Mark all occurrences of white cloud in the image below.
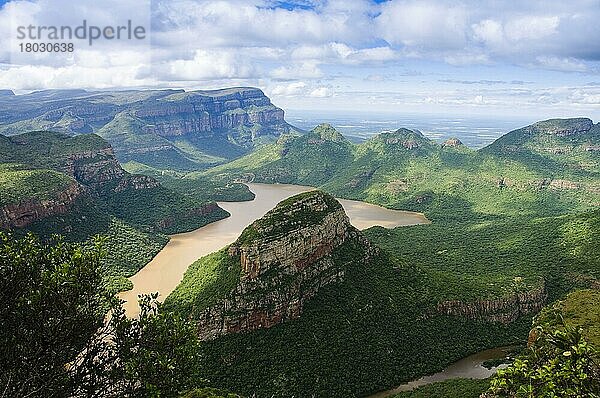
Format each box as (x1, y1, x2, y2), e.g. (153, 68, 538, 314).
(309, 86, 333, 98)
(270, 82, 307, 97)
(472, 19, 504, 46)
(375, 0, 467, 50)
(0, 0, 599, 117)
(0, 64, 151, 90)
(535, 56, 587, 72)
(271, 62, 323, 80)
(164, 49, 258, 80)
(505, 16, 560, 41)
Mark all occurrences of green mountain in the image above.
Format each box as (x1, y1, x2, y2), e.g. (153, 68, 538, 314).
(0, 88, 300, 170)
(207, 119, 599, 221)
(159, 118, 600, 397)
(0, 131, 231, 289)
(2, 111, 598, 396)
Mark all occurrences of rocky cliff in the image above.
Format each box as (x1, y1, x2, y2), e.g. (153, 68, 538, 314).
(1, 131, 161, 196)
(433, 280, 547, 324)
(193, 191, 376, 340)
(62, 146, 159, 195)
(0, 131, 227, 232)
(136, 88, 287, 138)
(0, 181, 84, 229)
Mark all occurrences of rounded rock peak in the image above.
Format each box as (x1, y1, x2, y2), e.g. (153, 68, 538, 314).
(442, 137, 463, 147)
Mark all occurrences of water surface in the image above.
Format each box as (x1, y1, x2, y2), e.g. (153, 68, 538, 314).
(368, 346, 514, 397)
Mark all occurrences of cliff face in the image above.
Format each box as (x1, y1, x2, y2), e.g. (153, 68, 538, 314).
(528, 118, 593, 137)
(0, 182, 84, 229)
(195, 191, 376, 340)
(137, 89, 287, 139)
(0, 131, 188, 230)
(434, 281, 547, 324)
(63, 146, 159, 195)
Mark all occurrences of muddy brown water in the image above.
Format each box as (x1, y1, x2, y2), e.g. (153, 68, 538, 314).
(367, 346, 515, 397)
(119, 183, 429, 317)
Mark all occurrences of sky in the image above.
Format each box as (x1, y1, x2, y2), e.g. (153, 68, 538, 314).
(0, 0, 599, 119)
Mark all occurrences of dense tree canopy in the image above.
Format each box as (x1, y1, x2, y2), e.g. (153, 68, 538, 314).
(0, 233, 234, 398)
(487, 321, 599, 397)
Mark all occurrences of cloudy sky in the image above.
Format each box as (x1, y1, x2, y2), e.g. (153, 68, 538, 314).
(0, 0, 599, 119)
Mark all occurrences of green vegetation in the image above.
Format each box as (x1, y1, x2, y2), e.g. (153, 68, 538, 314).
(164, 248, 241, 318)
(180, 388, 243, 398)
(0, 165, 74, 207)
(0, 232, 110, 397)
(365, 210, 600, 302)
(2, 115, 599, 396)
(171, 202, 598, 397)
(0, 130, 109, 170)
(235, 190, 341, 245)
(487, 322, 599, 397)
(104, 186, 229, 235)
(208, 124, 354, 187)
(123, 161, 255, 202)
(192, 241, 530, 397)
(10, 193, 169, 290)
(100, 218, 169, 290)
(390, 378, 491, 398)
(0, 130, 243, 291)
(174, 119, 600, 397)
(536, 289, 600, 347)
(206, 121, 598, 222)
(0, 233, 240, 397)
(481, 118, 600, 177)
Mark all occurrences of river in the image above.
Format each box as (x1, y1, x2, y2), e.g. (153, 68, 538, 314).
(119, 183, 429, 317)
(368, 346, 514, 397)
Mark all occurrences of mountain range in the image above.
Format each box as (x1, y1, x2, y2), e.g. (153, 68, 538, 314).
(0, 88, 298, 170)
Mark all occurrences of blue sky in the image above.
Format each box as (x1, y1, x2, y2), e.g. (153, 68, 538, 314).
(0, 0, 599, 119)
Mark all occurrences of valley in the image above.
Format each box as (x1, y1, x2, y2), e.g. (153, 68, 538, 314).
(1, 88, 598, 398)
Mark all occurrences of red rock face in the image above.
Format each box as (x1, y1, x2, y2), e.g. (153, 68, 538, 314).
(0, 182, 84, 229)
(1, 141, 163, 230)
(195, 194, 377, 340)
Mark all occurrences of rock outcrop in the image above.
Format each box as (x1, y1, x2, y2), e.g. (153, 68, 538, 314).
(528, 118, 593, 137)
(442, 137, 463, 148)
(375, 128, 433, 150)
(64, 147, 160, 195)
(0, 182, 84, 229)
(195, 191, 376, 340)
(433, 280, 547, 324)
(135, 88, 287, 139)
(0, 88, 295, 168)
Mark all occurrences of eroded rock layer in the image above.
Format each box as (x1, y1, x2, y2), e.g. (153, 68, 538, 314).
(196, 191, 376, 340)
